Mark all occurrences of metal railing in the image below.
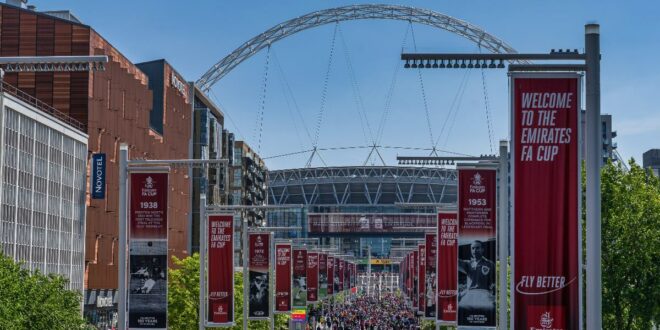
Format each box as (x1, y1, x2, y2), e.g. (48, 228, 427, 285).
(1, 80, 86, 132)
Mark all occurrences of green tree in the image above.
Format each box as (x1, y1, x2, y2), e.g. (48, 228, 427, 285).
(168, 254, 289, 330)
(0, 253, 89, 329)
(601, 160, 660, 329)
(168, 253, 200, 329)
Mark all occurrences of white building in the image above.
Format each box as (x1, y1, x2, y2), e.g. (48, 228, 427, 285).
(0, 83, 87, 292)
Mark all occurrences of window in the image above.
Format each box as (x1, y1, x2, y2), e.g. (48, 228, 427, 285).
(1, 107, 86, 291)
(234, 147, 243, 165)
(233, 169, 242, 187)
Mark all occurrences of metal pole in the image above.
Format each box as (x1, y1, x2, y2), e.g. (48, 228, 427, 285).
(498, 140, 509, 330)
(585, 23, 602, 330)
(243, 216, 249, 330)
(118, 144, 128, 330)
(367, 245, 371, 297)
(270, 233, 275, 330)
(199, 195, 207, 330)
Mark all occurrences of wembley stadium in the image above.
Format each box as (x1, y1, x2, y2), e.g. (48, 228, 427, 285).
(266, 166, 457, 271)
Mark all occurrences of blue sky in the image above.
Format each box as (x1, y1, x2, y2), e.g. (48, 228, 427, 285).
(37, 1, 660, 170)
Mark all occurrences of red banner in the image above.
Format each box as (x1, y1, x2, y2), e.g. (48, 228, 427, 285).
(275, 244, 292, 313)
(307, 252, 319, 302)
(348, 263, 352, 289)
(437, 212, 458, 323)
(512, 75, 580, 330)
(292, 249, 307, 307)
(457, 168, 497, 327)
(128, 172, 169, 328)
(347, 263, 352, 289)
(407, 253, 413, 301)
(248, 233, 270, 319)
(318, 253, 327, 298)
(207, 215, 234, 324)
(351, 263, 356, 289)
(425, 233, 437, 319)
(418, 245, 426, 313)
(327, 256, 335, 295)
(338, 259, 345, 292)
(130, 172, 168, 239)
(412, 250, 418, 308)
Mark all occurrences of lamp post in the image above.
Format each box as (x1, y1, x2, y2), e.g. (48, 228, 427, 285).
(400, 24, 601, 330)
(117, 146, 228, 330)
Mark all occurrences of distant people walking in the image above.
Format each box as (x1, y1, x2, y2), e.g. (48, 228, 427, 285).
(311, 292, 418, 329)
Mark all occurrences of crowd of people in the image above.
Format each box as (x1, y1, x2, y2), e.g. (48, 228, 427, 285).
(307, 293, 419, 329)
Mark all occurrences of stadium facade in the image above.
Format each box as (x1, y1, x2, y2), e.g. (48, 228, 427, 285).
(267, 166, 457, 271)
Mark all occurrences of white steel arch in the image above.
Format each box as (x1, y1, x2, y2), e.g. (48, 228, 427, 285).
(196, 4, 521, 91)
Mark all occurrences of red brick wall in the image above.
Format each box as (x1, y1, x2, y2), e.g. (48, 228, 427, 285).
(0, 4, 192, 290)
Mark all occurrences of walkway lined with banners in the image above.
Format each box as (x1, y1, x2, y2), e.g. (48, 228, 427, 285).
(307, 293, 419, 329)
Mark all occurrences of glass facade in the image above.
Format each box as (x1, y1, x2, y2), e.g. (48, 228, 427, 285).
(265, 208, 308, 239)
(191, 98, 225, 253)
(0, 99, 87, 292)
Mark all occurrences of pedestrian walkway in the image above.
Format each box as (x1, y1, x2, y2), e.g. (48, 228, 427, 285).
(308, 293, 419, 329)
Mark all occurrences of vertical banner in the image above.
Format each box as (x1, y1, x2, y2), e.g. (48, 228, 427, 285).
(512, 75, 580, 330)
(345, 263, 351, 290)
(292, 249, 307, 307)
(327, 256, 335, 296)
(425, 233, 437, 319)
(412, 250, 418, 309)
(207, 214, 234, 325)
(248, 233, 271, 319)
(129, 173, 168, 239)
(91, 153, 106, 199)
(318, 253, 327, 299)
(306, 252, 319, 303)
(405, 255, 410, 299)
(418, 245, 426, 314)
(351, 263, 356, 289)
(345, 262, 350, 291)
(129, 172, 168, 329)
(405, 254, 410, 300)
(338, 259, 345, 292)
(399, 259, 403, 293)
(275, 243, 292, 313)
(457, 168, 497, 328)
(437, 212, 458, 323)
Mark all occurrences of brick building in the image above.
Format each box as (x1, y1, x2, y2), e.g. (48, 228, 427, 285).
(0, 2, 191, 326)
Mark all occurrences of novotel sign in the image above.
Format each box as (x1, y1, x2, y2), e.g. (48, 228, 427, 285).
(96, 296, 114, 308)
(91, 153, 106, 199)
(170, 72, 187, 97)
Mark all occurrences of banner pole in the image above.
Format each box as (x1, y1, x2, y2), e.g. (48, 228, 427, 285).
(118, 144, 128, 330)
(270, 232, 275, 330)
(585, 23, 602, 330)
(367, 245, 371, 297)
(498, 140, 509, 330)
(243, 216, 249, 330)
(199, 195, 207, 330)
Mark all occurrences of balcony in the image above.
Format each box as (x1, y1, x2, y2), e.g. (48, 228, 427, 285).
(2, 81, 86, 132)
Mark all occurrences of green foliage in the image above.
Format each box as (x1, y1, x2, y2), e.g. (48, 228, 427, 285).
(168, 254, 289, 330)
(0, 253, 89, 329)
(420, 319, 436, 329)
(168, 253, 201, 329)
(601, 160, 660, 329)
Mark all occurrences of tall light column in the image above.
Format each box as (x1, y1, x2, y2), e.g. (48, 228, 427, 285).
(498, 140, 509, 330)
(118, 144, 128, 330)
(585, 23, 602, 330)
